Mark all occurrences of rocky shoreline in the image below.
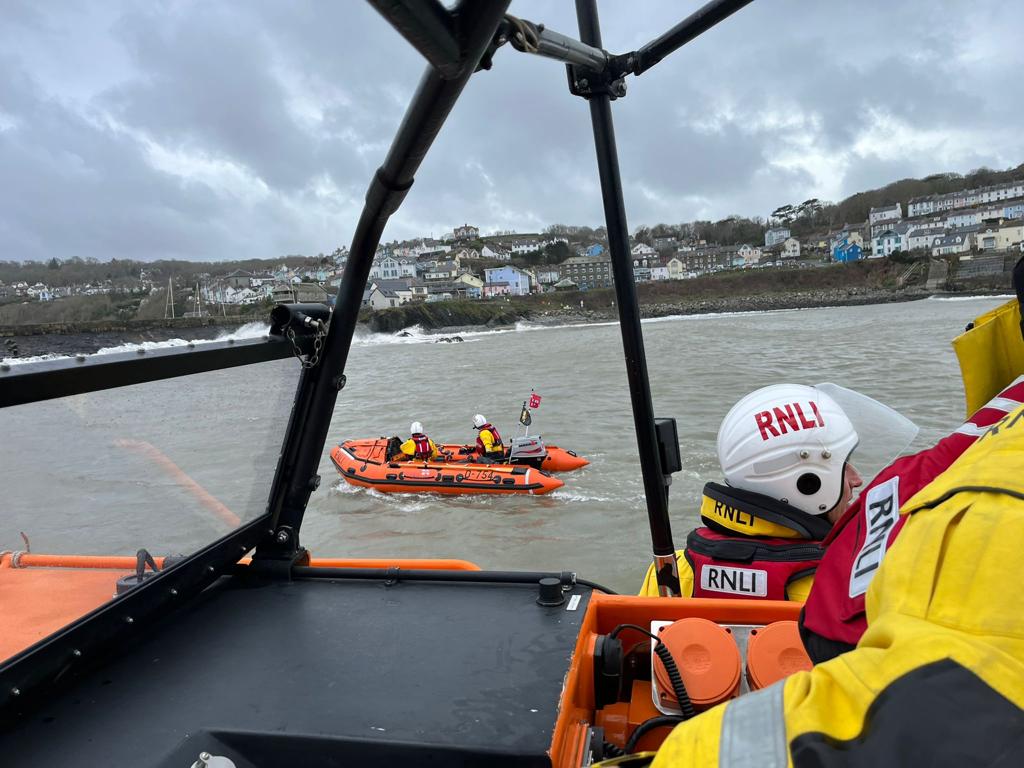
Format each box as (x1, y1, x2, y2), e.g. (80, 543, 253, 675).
(531, 286, 932, 325)
(0, 286, 976, 360)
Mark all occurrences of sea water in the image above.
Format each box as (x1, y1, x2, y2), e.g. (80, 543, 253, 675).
(0, 295, 1012, 593)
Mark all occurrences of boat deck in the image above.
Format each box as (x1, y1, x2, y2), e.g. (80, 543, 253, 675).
(0, 572, 592, 766)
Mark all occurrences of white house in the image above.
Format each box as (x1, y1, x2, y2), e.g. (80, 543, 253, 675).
(650, 263, 670, 281)
(869, 203, 903, 227)
(765, 226, 791, 248)
(631, 243, 656, 258)
(536, 266, 561, 286)
(510, 239, 542, 255)
(932, 232, 972, 256)
(366, 285, 402, 309)
(947, 209, 984, 229)
(908, 196, 935, 218)
(424, 261, 460, 281)
(481, 244, 511, 261)
(738, 244, 763, 265)
(414, 239, 451, 256)
(369, 255, 405, 280)
(907, 227, 946, 252)
(872, 230, 906, 258)
(782, 237, 801, 259)
(453, 224, 479, 240)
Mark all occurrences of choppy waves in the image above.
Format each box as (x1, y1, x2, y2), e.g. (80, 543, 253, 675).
(2, 322, 272, 365)
(926, 294, 1015, 302)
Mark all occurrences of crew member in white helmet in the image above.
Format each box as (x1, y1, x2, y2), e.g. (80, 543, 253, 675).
(472, 414, 504, 461)
(639, 383, 862, 601)
(398, 421, 439, 461)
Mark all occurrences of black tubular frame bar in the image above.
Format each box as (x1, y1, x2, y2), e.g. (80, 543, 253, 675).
(0, 335, 303, 408)
(574, 0, 679, 596)
(630, 0, 755, 76)
(366, 0, 461, 78)
(256, 0, 511, 558)
(0, 0, 757, 713)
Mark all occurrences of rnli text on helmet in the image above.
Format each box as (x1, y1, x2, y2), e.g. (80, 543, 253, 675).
(755, 402, 825, 441)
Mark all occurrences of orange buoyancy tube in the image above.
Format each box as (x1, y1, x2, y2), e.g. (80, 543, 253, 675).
(436, 442, 590, 472)
(330, 441, 563, 495)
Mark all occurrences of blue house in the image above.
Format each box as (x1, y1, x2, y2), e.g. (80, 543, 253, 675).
(831, 230, 864, 262)
(484, 266, 531, 296)
(587, 243, 604, 257)
(1004, 202, 1024, 220)
(834, 242, 863, 262)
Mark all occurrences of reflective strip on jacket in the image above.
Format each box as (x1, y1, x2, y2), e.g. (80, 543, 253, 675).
(652, 402, 1024, 767)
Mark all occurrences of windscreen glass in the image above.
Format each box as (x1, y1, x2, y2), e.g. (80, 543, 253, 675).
(0, 356, 300, 663)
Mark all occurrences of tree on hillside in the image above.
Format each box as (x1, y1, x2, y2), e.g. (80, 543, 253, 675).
(542, 241, 570, 264)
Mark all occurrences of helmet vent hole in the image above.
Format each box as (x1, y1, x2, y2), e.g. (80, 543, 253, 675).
(797, 473, 821, 496)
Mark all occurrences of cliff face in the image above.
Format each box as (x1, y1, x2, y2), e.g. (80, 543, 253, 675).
(363, 301, 526, 332)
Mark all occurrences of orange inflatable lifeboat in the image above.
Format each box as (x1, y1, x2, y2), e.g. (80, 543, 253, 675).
(330, 440, 565, 495)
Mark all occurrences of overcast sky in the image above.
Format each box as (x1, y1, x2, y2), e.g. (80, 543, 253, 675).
(2, 1, 1022, 263)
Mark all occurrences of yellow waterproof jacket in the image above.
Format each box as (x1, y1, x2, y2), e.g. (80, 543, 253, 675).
(638, 551, 815, 603)
(399, 436, 438, 460)
(477, 427, 501, 454)
(653, 403, 1024, 767)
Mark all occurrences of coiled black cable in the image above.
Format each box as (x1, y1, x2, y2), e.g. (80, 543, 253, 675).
(609, 623, 696, 720)
(624, 715, 684, 754)
(602, 740, 626, 758)
(652, 642, 696, 719)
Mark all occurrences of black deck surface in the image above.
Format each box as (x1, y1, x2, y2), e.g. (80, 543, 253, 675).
(1, 575, 591, 766)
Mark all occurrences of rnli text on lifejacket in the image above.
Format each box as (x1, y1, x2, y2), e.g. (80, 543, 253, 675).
(849, 477, 900, 597)
(700, 564, 769, 597)
(710, 500, 755, 527)
(754, 402, 826, 441)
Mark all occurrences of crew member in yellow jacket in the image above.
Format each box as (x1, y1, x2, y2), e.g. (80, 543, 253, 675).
(398, 421, 439, 461)
(651, 402, 1024, 767)
(640, 383, 862, 602)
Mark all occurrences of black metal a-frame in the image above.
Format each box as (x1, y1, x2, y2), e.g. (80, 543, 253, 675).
(0, 0, 754, 721)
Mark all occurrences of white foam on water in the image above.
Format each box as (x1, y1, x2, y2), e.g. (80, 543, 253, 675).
(549, 490, 613, 503)
(1, 322, 274, 365)
(351, 324, 483, 347)
(328, 478, 442, 512)
(926, 294, 1015, 302)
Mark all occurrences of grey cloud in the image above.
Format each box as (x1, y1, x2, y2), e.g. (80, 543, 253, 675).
(1, 1, 1023, 262)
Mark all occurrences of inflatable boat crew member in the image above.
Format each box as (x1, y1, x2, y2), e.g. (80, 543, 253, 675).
(639, 384, 862, 601)
(399, 422, 439, 461)
(800, 257, 1024, 663)
(652, 400, 1024, 767)
(473, 414, 504, 460)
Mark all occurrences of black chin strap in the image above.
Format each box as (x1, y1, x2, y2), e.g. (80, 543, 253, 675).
(703, 482, 833, 540)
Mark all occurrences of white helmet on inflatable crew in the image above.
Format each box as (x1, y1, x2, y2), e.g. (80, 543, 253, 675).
(410, 421, 423, 434)
(717, 384, 858, 516)
(473, 414, 487, 429)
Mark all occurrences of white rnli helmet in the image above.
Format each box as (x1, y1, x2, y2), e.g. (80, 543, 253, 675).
(410, 421, 423, 434)
(717, 384, 858, 516)
(473, 414, 487, 429)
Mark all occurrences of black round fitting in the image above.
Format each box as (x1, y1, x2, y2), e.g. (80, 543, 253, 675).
(537, 577, 565, 606)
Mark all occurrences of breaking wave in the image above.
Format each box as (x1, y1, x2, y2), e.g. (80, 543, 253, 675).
(926, 294, 1015, 302)
(1, 322, 273, 365)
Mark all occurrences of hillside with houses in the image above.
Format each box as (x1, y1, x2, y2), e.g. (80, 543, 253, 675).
(2, 166, 1023, 328)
